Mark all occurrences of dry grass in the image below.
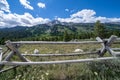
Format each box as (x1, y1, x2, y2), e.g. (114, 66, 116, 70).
(0, 43, 120, 80)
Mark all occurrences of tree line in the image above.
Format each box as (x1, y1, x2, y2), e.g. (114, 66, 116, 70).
(0, 20, 120, 44)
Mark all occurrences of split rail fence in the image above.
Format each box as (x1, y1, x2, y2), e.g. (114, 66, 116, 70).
(0, 35, 120, 73)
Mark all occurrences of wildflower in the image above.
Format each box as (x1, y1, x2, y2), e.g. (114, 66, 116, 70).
(94, 72, 98, 76)
(45, 72, 49, 75)
(41, 75, 44, 80)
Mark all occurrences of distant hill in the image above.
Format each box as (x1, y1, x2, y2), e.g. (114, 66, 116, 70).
(0, 21, 120, 44)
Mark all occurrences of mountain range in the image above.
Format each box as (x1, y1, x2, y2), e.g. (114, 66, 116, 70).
(0, 20, 120, 43)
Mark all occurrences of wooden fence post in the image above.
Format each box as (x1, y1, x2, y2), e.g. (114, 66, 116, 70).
(0, 47, 3, 61)
(96, 37, 107, 57)
(96, 35, 117, 57)
(5, 40, 29, 62)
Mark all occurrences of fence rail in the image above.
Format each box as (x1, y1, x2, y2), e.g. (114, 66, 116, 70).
(11, 38, 120, 44)
(0, 35, 120, 73)
(0, 57, 118, 66)
(22, 51, 98, 57)
(11, 41, 103, 44)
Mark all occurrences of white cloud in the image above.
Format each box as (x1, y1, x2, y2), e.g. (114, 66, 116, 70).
(65, 9, 75, 13)
(65, 9, 69, 12)
(19, 0, 34, 10)
(57, 9, 120, 23)
(71, 9, 96, 18)
(37, 2, 46, 8)
(0, 0, 50, 28)
(0, 12, 50, 28)
(70, 10, 75, 13)
(0, 0, 10, 12)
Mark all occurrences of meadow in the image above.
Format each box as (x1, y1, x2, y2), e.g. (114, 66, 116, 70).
(0, 43, 120, 80)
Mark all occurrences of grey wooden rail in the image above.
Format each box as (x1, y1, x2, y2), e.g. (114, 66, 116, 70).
(0, 57, 118, 66)
(0, 35, 120, 73)
(22, 51, 98, 57)
(11, 38, 120, 44)
(0, 47, 2, 61)
(11, 41, 103, 44)
(0, 66, 18, 73)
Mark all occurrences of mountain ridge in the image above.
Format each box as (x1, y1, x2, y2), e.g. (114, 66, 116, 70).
(1, 20, 120, 29)
(0, 21, 120, 44)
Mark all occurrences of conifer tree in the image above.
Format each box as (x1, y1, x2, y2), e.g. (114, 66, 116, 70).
(94, 20, 106, 38)
(63, 30, 70, 41)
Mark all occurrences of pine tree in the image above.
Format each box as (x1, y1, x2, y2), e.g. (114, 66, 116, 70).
(94, 20, 106, 38)
(63, 30, 70, 41)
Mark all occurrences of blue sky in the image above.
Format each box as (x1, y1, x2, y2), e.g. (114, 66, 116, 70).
(0, 0, 120, 27)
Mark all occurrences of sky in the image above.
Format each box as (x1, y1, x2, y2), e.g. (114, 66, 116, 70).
(0, 0, 120, 28)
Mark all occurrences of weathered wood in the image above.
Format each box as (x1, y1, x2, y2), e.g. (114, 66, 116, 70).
(114, 52, 120, 56)
(0, 51, 14, 71)
(10, 36, 120, 45)
(4, 51, 14, 61)
(0, 35, 119, 67)
(111, 48, 120, 51)
(0, 47, 2, 52)
(0, 52, 3, 61)
(11, 41, 103, 44)
(106, 46, 115, 56)
(22, 51, 98, 57)
(105, 35, 117, 56)
(5, 40, 29, 62)
(2, 48, 10, 57)
(96, 35, 118, 57)
(0, 66, 18, 73)
(0, 57, 118, 66)
(107, 47, 120, 56)
(107, 35, 117, 46)
(0, 47, 2, 61)
(116, 38, 120, 41)
(96, 37, 107, 56)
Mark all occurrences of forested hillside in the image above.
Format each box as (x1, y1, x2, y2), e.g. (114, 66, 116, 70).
(0, 21, 120, 44)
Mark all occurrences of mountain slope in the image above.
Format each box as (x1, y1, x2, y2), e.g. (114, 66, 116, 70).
(0, 22, 120, 44)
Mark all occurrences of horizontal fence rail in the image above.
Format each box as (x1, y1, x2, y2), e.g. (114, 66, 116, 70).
(0, 35, 120, 73)
(11, 41, 120, 45)
(116, 38, 120, 41)
(111, 48, 120, 51)
(0, 66, 18, 73)
(22, 51, 98, 57)
(10, 38, 120, 45)
(11, 41, 103, 44)
(0, 57, 119, 66)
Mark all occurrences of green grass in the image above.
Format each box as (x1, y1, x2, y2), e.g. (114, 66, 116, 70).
(0, 44, 120, 80)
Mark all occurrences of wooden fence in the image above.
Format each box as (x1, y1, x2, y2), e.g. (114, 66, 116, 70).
(0, 35, 120, 73)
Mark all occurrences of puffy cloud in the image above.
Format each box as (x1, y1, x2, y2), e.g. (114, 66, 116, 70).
(57, 17, 83, 23)
(65, 9, 69, 12)
(0, 0, 49, 28)
(0, 0, 10, 12)
(108, 18, 120, 22)
(58, 9, 96, 23)
(19, 0, 34, 10)
(0, 12, 50, 28)
(71, 9, 96, 18)
(37, 2, 46, 8)
(57, 9, 120, 23)
(65, 9, 75, 13)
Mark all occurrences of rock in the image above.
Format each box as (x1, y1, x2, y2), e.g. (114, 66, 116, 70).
(74, 49, 83, 52)
(24, 51, 28, 54)
(55, 50, 59, 54)
(34, 49, 39, 54)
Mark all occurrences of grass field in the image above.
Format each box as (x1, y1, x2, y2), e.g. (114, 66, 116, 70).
(0, 43, 120, 80)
